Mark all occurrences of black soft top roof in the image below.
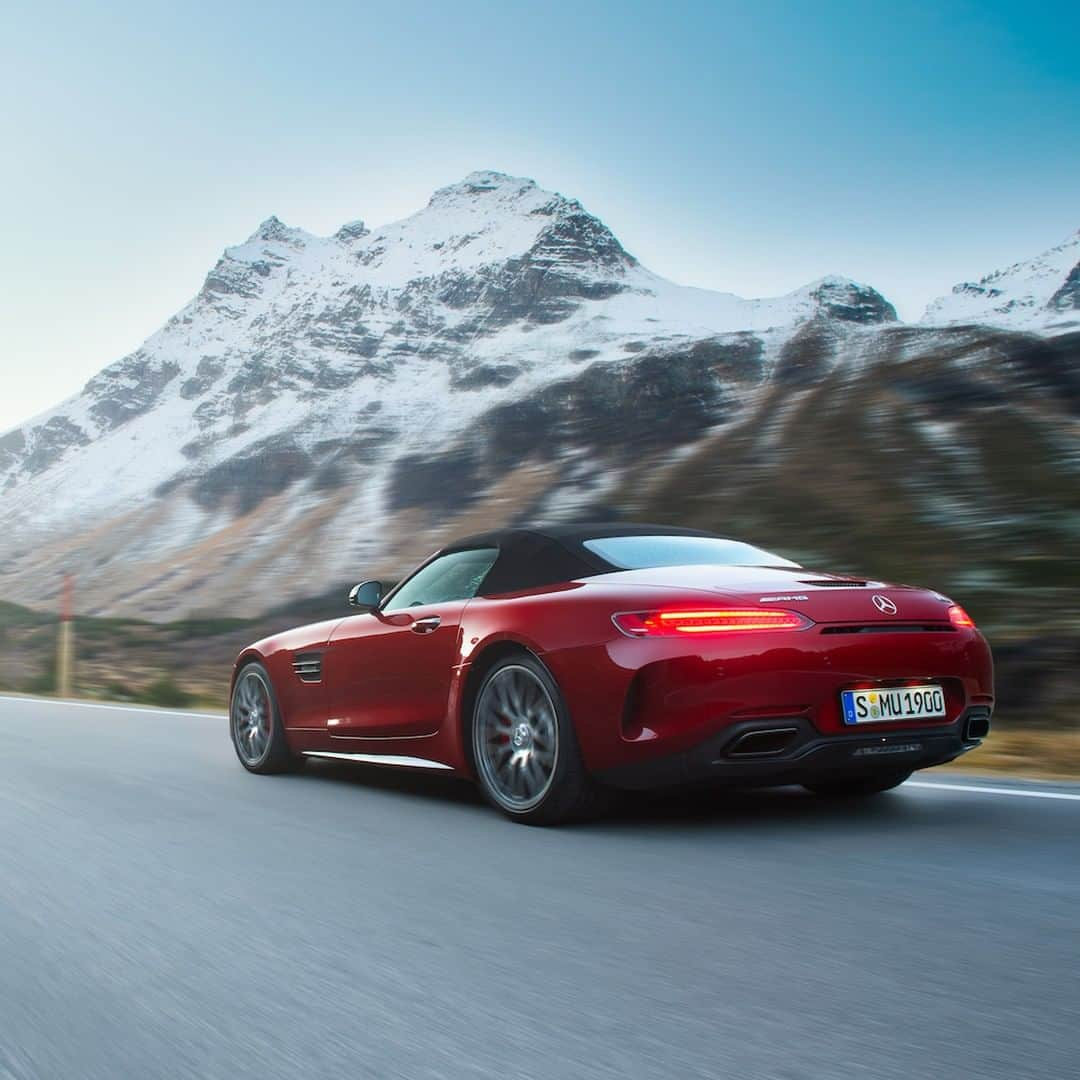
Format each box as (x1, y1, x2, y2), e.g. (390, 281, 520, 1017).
(441, 522, 718, 596)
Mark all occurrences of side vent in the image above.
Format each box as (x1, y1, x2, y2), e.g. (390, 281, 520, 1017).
(292, 652, 323, 684)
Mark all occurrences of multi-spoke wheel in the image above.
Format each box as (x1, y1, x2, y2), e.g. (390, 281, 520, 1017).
(474, 664, 559, 812)
(229, 662, 295, 774)
(471, 654, 603, 825)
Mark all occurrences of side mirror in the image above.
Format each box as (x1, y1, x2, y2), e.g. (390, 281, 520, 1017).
(348, 580, 383, 611)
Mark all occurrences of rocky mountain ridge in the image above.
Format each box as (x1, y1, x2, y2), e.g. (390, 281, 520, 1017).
(0, 172, 1075, 620)
(923, 228, 1080, 333)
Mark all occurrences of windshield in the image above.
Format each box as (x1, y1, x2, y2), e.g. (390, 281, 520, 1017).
(583, 535, 799, 570)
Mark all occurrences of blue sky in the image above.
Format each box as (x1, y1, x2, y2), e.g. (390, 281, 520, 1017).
(1, 0, 1077, 431)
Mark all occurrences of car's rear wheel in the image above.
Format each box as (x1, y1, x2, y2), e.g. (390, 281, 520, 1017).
(230, 662, 296, 774)
(471, 654, 602, 825)
(803, 770, 912, 798)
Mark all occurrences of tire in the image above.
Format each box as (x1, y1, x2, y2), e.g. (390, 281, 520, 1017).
(470, 653, 604, 825)
(229, 661, 297, 774)
(803, 770, 912, 798)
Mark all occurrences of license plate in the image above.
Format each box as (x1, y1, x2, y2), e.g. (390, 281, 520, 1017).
(841, 685, 946, 724)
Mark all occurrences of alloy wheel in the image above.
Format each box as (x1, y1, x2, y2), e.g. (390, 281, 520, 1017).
(474, 664, 560, 812)
(232, 670, 272, 766)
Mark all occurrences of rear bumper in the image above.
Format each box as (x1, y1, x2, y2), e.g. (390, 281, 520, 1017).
(594, 706, 991, 791)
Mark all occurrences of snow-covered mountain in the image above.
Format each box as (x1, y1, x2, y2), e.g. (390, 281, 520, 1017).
(0, 171, 1073, 620)
(923, 228, 1080, 333)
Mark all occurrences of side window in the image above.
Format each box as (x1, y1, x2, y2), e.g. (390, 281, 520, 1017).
(381, 548, 499, 613)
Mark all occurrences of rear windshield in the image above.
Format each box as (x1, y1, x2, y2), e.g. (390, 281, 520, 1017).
(583, 535, 799, 570)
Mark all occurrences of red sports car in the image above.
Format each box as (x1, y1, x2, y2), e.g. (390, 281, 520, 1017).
(229, 524, 993, 824)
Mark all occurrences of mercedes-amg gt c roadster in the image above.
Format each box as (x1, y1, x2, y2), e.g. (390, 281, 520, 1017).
(229, 524, 993, 824)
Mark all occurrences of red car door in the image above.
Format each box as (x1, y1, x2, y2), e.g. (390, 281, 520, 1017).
(321, 599, 467, 738)
(320, 546, 500, 739)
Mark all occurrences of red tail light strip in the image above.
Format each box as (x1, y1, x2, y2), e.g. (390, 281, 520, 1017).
(613, 609, 813, 637)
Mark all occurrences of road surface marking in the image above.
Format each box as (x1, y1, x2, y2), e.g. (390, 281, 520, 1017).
(2, 697, 1078, 799)
(0, 695, 223, 721)
(907, 780, 1080, 802)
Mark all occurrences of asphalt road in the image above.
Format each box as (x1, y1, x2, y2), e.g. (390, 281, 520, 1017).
(0, 698, 1077, 1080)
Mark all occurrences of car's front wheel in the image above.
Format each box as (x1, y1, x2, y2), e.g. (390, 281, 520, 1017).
(230, 662, 296, 774)
(803, 770, 912, 798)
(471, 654, 602, 825)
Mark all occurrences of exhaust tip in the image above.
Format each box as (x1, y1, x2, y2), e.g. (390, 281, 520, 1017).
(965, 711, 991, 740)
(727, 727, 799, 757)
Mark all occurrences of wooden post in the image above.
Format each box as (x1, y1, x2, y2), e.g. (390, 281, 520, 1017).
(57, 573, 75, 698)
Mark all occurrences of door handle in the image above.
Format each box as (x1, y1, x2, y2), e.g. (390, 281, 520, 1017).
(411, 616, 441, 634)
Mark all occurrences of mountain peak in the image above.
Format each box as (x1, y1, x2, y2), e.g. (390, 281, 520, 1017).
(246, 215, 297, 243)
(429, 170, 542, 205)
(345, 170, 623, 285)
(794, 276, 898, 324)
(334, 219, 369, 242)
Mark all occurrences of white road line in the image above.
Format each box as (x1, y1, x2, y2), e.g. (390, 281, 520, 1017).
(2, 696, 1079, 800)
(907, 780, 1080, 802)
(0, 695, 224, 721)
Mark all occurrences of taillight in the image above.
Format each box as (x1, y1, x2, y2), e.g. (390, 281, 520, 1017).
(613, 608, 812, 637)
(947, 604, 976, 629)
